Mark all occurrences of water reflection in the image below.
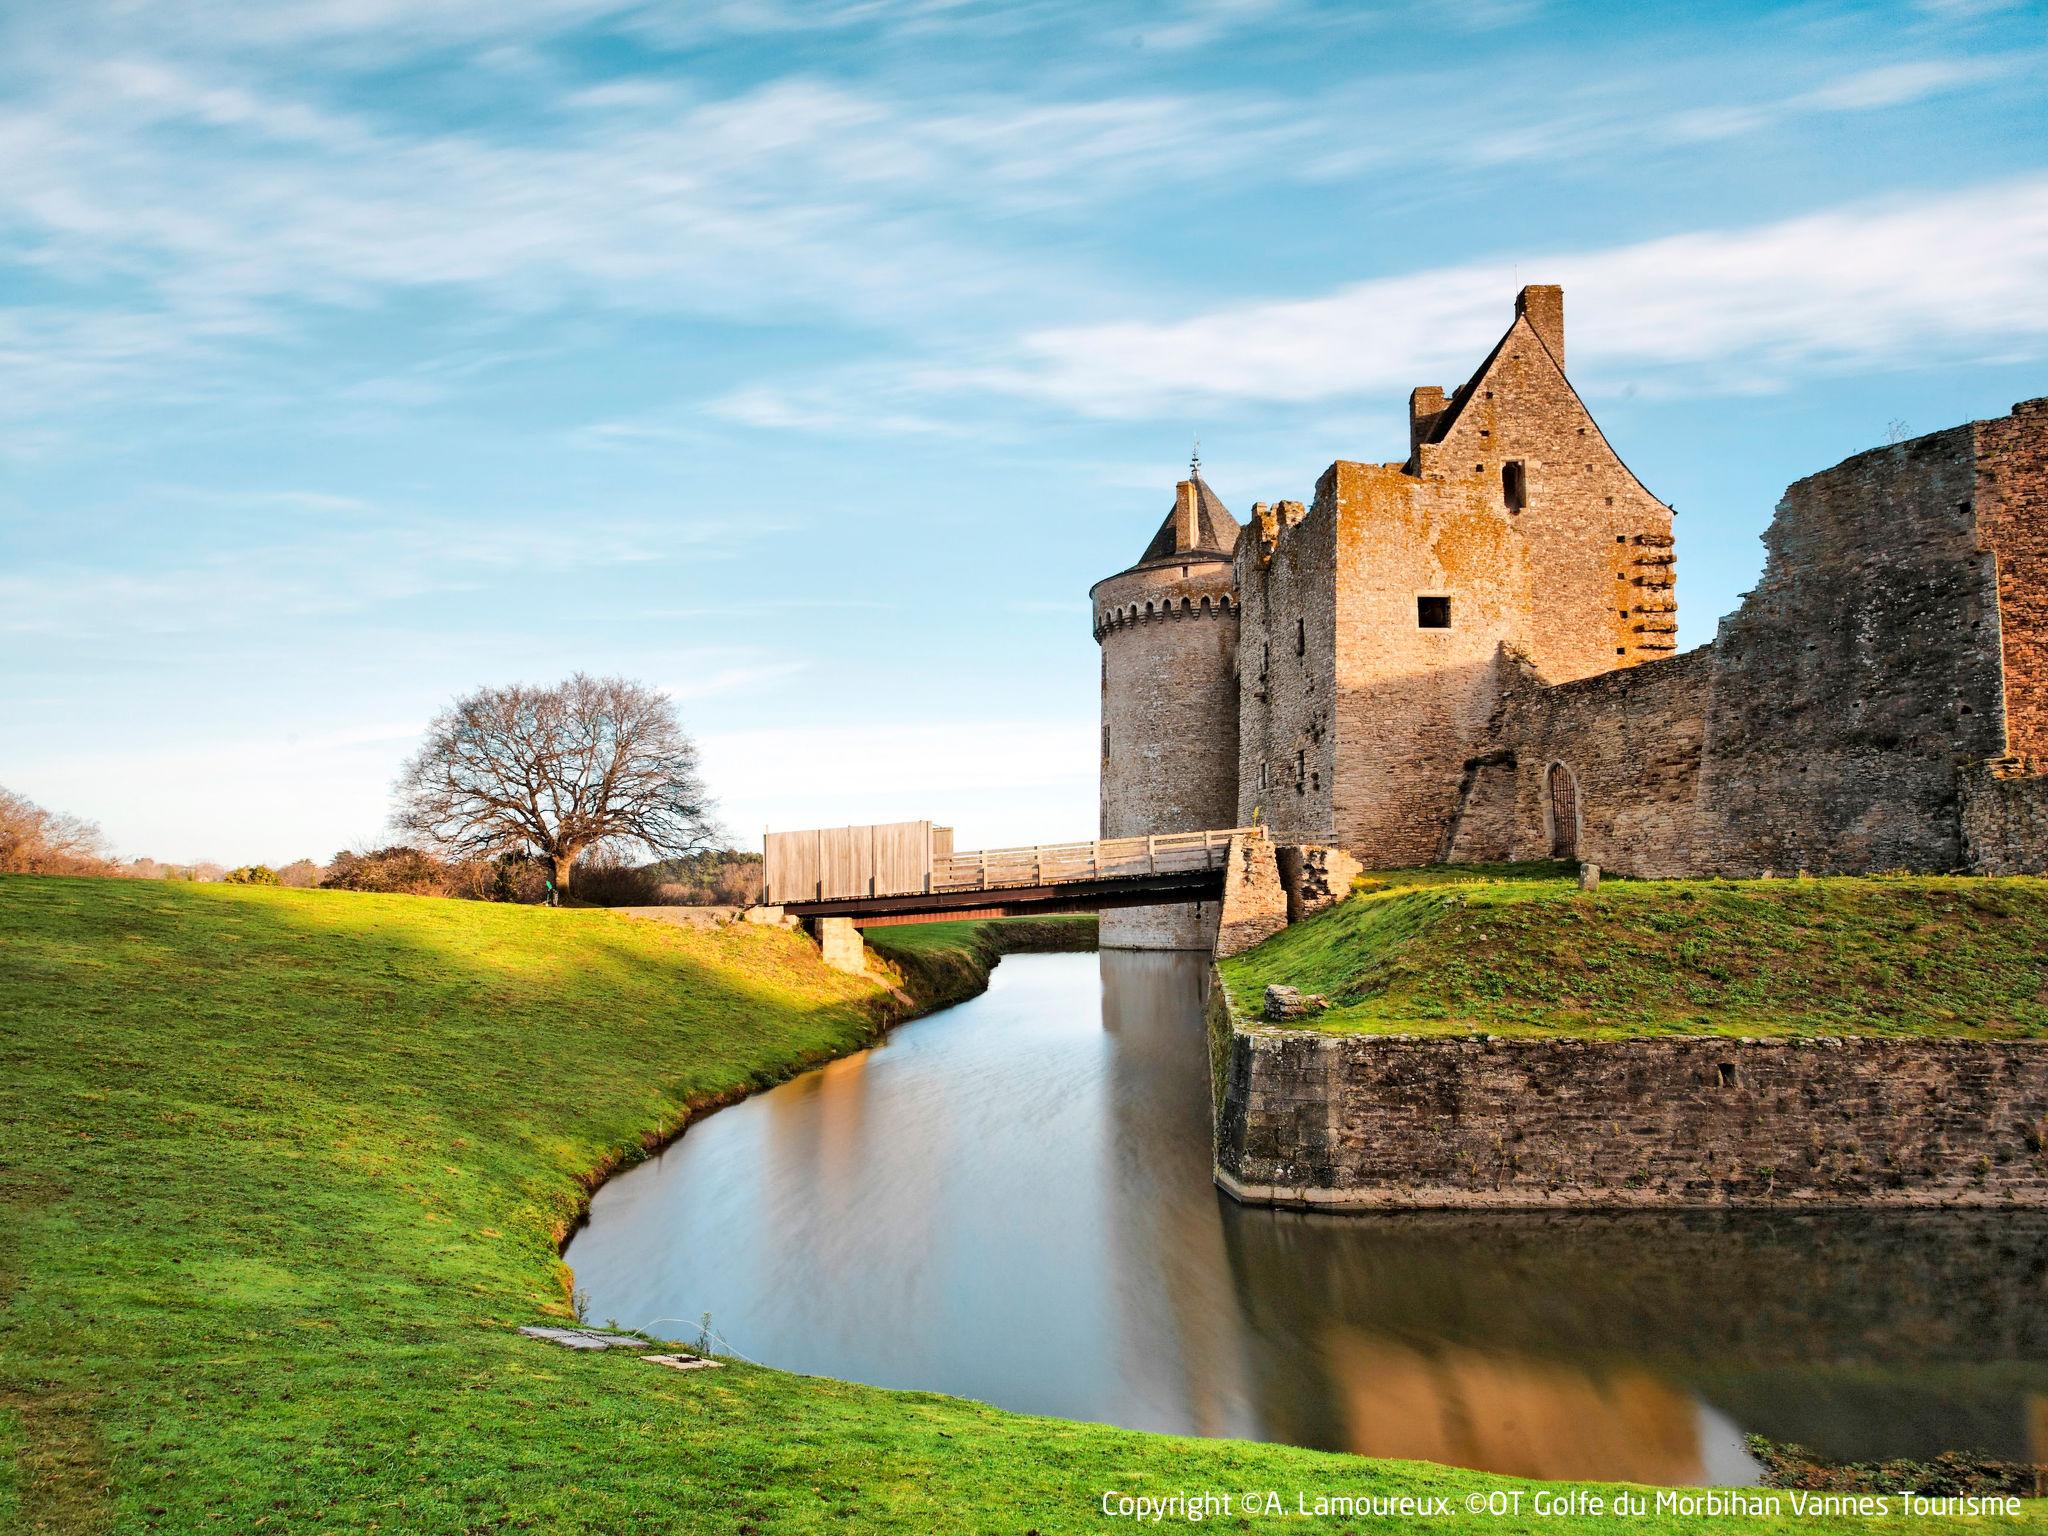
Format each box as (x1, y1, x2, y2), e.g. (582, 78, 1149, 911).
(567, 950, 2048, 1483)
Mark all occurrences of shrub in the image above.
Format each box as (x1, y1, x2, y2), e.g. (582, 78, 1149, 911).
(223, 865, 281, 885)
(276, 858, 326, 888)
(322, 846, 455, 897)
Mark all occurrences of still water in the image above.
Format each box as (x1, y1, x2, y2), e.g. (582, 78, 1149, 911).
(568, 951, 2048, 1485)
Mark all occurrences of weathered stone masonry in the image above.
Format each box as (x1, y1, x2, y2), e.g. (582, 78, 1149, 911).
(1212, 1007, 2048, 1209)
(1093, 476, 1240, 949)
(1094, 284, 2048, 889)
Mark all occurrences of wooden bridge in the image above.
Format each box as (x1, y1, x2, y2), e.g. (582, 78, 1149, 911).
(763, 820, 1252, 926)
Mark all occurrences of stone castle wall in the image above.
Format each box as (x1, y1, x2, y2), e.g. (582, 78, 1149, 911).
(1236, 291, 1677, 869)
(1213, 1014, 2048, 1209)
(1095, 276, 2045, 896)
(1450, 399, 2048, 879)
(1447, 645, 1713, 875)
(1413, 294, 1678, 684)
(1978, 398, 2048, 763)
(1686, 426, 2009, 875)
(1095, 557, 1239, 949)
(1234, 496, 1335, 842)
(1961, 760, 2048, 875)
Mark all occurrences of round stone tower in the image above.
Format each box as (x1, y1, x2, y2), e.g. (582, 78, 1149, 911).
(1091, 470, 1242, 950)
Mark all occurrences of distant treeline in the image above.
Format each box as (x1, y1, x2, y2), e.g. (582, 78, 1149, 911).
(1, 784, 760, 907)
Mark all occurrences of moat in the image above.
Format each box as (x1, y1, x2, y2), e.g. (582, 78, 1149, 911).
(567, 951, 2048, 1485)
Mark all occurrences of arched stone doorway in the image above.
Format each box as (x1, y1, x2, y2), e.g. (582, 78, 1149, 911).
(1546, 763, 1579, 860)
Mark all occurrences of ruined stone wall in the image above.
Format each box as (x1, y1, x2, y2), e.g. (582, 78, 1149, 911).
(1689, 426, 2008, 875)
(1961, 760, 2048, 875)
(1448, 646, 1714, 876)
(1095, 558, 1239, 949)
(1976, 398, 2048, 763)
(1214, 1019, 2048, 1209)
(1234, 497, 1336, 843)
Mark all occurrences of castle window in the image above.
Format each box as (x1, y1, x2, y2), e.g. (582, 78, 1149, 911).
(1296, 748, 1306, 793)
(1258, 762, 1269, 790)
(1417, 596, 1451, 630)
(1102, 723, 1110, 757)
(1502, 460, 1527, 510)
(1295, 618, 1305, 657)
(1261, 641, 1270, 678)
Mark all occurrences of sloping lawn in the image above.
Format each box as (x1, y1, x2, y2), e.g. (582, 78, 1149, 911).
(2, 875, 2036, 1533)
(1222, 865, 2048, 1037)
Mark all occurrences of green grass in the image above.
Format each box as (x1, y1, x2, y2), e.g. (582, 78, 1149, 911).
(2, 874, 2038, 1534)
(1222, 864, 2048, 1037)
(862, 914, 1095, 1007)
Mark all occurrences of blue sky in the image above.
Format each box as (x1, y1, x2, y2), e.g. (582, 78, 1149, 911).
(3, 0, 2046, 864)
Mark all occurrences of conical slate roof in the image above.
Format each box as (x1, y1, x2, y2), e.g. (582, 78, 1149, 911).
(1134, 474, 1240, 566)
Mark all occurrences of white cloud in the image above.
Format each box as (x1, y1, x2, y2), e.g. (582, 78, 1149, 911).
(705, 384, 959, 437)
(0, 513, 721, 637)
(970, 175, 2048, 416)
(661, 660, 811, 701)
(1797, 58, 2011, 112)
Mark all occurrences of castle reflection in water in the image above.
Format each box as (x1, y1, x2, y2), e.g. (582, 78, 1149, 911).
(569, 951, 2048, 1485)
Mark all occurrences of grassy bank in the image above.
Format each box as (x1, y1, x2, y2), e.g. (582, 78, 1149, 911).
(863, 914, 1096, 1009)
(2, 875, 2036, 1534)
(1221, 864, 2048, 1038)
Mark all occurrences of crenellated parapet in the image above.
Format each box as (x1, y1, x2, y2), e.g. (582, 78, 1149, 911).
(1091, 589, 1237, 640)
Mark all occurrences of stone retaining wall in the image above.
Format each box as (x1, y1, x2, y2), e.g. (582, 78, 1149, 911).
(1211, 985, 2048, 1208)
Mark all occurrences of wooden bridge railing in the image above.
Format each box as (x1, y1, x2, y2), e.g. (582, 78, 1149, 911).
(929, 827, 1252, 893)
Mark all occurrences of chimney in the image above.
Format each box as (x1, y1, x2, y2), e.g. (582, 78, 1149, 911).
(1174, 479, 1200, 551)
(1516, 285, 1564, 369)
(1409, 385, 1448, 463)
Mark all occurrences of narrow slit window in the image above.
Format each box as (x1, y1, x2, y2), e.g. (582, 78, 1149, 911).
(1417, 595, 1451, 629)
(1295, 748, 1307, 792)
(1295, 617, 1305, 657)
(1502, 460, 1527, 510)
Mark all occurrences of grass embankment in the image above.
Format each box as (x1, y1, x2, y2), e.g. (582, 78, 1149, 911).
(1222, 863, 2048, 1038)
(863, 914, 1095, 1009)
(2, 874, 2035, 1534)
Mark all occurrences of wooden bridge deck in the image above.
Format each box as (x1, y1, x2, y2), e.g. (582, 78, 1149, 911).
(769, 826, 1251, 925)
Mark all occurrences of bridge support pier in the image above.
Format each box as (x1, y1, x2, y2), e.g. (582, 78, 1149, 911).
(811, 916, 869, 975)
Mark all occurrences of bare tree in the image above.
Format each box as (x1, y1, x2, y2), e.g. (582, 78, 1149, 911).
(0, 786, 111, 875)
(392, 674, 718, 898)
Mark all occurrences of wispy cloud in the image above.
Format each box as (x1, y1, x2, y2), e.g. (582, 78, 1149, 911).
(959, 175, 2048, 417)
(0, 512, 723, 637)
(705, 383, 961, 437)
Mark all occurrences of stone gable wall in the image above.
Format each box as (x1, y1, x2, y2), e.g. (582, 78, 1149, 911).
(1420, 312, 1677, 681)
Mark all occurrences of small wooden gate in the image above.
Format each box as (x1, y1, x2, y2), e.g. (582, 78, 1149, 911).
(1547, 763, 1578, 859)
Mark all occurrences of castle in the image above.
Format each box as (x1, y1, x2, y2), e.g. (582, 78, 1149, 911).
(1093, 285, 2048, 949)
